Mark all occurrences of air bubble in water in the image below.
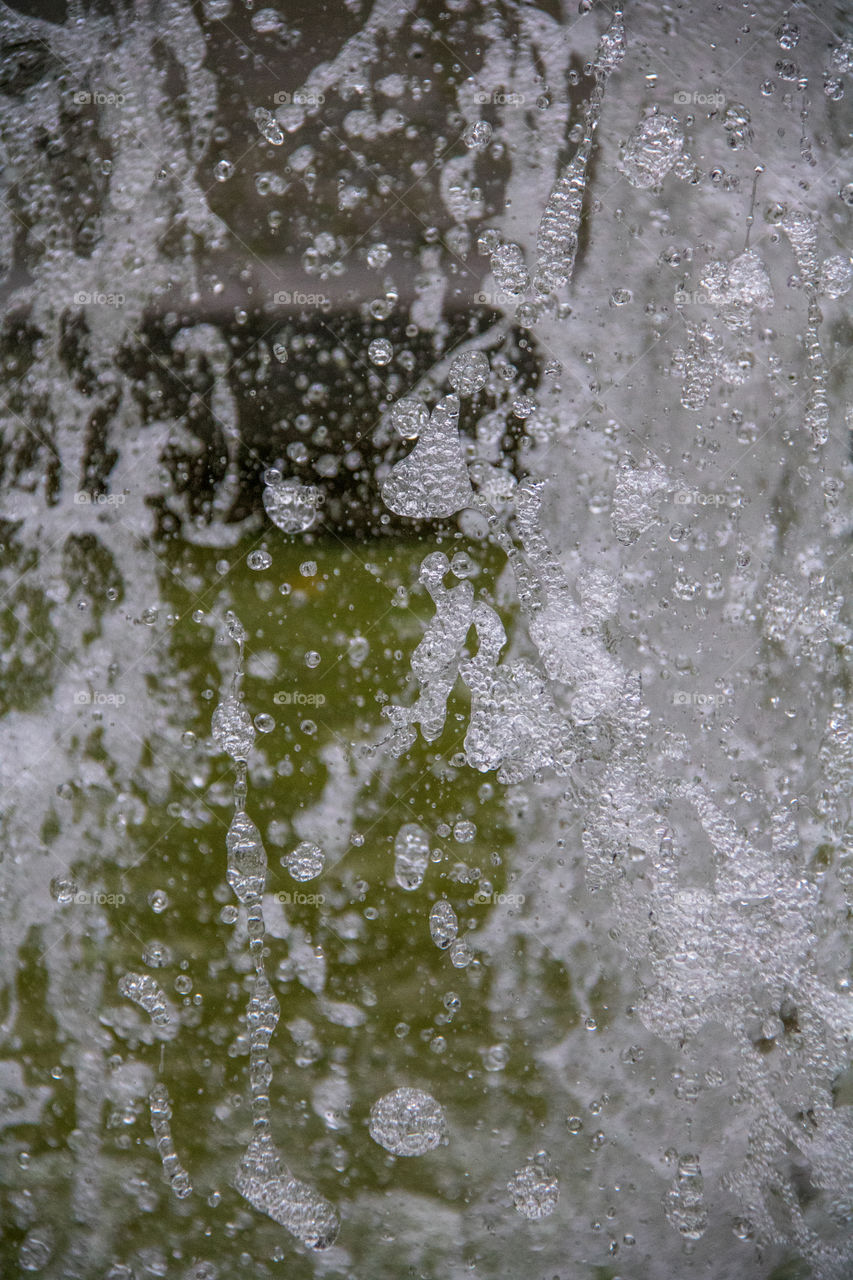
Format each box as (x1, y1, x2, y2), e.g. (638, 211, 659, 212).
(507, 1156, 559, 1219)
(381, 395, 473, 518)
(263, 476, 322, 535)
(367, 242, 391, 268)
(819, 255, 853, 299)
(394, 823, 430, 890)
(286, 841, 325, 882)
(450, 552, 475, 578)
(254, 108, 285, 145)
(368, 338, 393, 366)
(429, 900, 458, 949)
(448, 350, 489, 395)
(226, 810, 267, 904)
(621, 114, 684, 188)
(391, 396, 428, 439)
(665, 1153, 708, 1240)
(247, 549, 272, 570)
(453, 820, 476, 843)
(18, 1227, 53, 1271)
(449, 939, 473, 968)
(463, 120, 492, 149)
(776, 22, 799, 49)
(212, 695, 256, 761)
(50, 878, 76, 904)
(368, 1087, 448, 1156)
(118, 972, 171, 1026)
(143, 941, 172, 968)
(149, 889, 169, 914)
(490, 242, 530, 296)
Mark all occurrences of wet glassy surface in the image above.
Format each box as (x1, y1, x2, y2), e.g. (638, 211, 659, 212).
(0, 0, 852, 1277)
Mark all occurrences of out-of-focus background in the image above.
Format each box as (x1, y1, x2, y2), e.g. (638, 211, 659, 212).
(0, 0, 852, 1277)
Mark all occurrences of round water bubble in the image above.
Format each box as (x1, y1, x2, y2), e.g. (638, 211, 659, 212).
(429, 900, 458, 949)
(367, 242, 391, 269)
(507, 1157, 559, 1219)
(394, 823, 430, 890)
(263, 477, 321, 535)
(463, 120, 492, 150)
(143, 941, 172, 968)
(247, 549, 272, 570)
(50, 878, 77, 905)
(448, 350, 489, 395)
(368, 338, 393, 366)
(449, 939, 473, 968)
(390, 396, 428, 439)
(286, 841, 325, 882)
(368, 1087, 447, 1156)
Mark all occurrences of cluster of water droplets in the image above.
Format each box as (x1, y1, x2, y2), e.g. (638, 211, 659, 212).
(213, 611, 339, 1249)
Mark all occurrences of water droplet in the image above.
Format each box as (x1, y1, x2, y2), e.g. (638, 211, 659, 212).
(368, 1087, 448, 1156)
(394, 823, 430, 890)
(368, 338, 393, 366)
(507, 1156, 559, 1219)
(285, 841, 325, 882)
(429, 899, 458, 949)
(463, 120, 492, 150)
